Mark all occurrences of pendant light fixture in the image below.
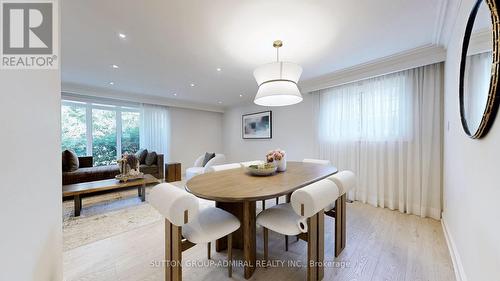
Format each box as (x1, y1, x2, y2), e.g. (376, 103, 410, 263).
(253, 40, 303, 106)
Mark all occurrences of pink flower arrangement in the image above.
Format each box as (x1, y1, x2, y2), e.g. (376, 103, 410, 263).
(266, 149, 285, 163)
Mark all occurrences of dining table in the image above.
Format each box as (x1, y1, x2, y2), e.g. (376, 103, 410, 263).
(185, 161, 338, 279)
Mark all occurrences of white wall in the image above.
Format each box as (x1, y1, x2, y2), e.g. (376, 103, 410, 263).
(222, 94, 318, 163)
(0, 61, 62, 279)
(169, 107, 223, 174)
(442, 0, 500, 280)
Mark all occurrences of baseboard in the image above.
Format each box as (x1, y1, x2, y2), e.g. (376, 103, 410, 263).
(441, 214, 468, 281)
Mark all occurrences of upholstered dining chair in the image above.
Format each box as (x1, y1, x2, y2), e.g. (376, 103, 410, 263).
(149, 183, 241, 280)
(205, 163, 242, 172)
(325, 171, 356, 256)
(240, 160, 265, 167)
(277, 159, 332, 206)
(274, 158, 332, 251)
(302, 158, 331, 166)
(257, 179, 340, 281)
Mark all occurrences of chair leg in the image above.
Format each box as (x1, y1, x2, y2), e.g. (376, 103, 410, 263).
(227, 234, 233, 277)
(171, 225, 183, 281)
(262, 200, 266, 210)
(334, 194, 347, 257)
(285, 235, 289, 251)
(263, 227, 269, 268)
(276, 197, 279, 205)
(207, 242, 211, 259)
(165, 219, 172, 281)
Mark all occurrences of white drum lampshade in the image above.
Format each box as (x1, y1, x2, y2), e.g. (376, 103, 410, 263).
(253, 40, 303, 107)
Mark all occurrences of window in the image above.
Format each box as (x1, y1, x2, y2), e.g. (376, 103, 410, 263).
(61, 103, 87, 156)
(318, 72, 411, 142)
(61, 100, 140, 166)
(92, 108, 117, 166)
(121, 111, 140, 154)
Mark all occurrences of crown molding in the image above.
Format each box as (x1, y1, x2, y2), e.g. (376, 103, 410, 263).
(299, 44, 447, 93)
(61, 82, 225, 113)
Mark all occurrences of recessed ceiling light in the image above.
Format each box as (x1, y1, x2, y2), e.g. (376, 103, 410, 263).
(118, 33, 126, 39)
(111, 64, 119, 69)
(218, 101, 222, 104)
(190, 83, 195, 87)
(239, 94, 243, 97)
(109, 82, 115, 85)
(173, 93, 177, 96)
(216, 68, 222, 72)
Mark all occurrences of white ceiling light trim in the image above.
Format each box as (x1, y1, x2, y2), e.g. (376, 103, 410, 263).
(253, 40, 303, 106)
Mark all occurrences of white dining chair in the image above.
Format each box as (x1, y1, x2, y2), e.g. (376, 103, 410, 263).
(149, 183, 241, 280)
(274, 158, 333, 251)
(240, 160, 265, 167)
(205, 163, 243, 172)
(277, 159, 331, 206)
(303, 158, 331, 166)
(257, 179, 340, 280)
(325, 170, 356, 256)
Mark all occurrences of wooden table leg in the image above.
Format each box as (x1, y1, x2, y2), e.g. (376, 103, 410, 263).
(215, 202, 244, 251)
(138, 186, 141, 197)
(140, 183, 146, 202)
(214, 201, 257, 279)
(74, 194, 81, 217)
(243, 201, 256, 279)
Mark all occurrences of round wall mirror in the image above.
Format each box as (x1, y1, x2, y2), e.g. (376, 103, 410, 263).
(459, 0, 500, 138)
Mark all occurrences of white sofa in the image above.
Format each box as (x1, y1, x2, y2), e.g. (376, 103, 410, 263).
(186, 153, 226, 180)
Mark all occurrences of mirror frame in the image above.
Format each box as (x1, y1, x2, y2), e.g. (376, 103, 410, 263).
(459, 0, 500, 139)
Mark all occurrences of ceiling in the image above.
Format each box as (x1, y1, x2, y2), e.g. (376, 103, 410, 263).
(62, 0, 446, 108)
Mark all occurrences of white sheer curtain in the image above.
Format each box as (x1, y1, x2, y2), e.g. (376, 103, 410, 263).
(317, 63, 443, 219)
(140, 104, 170, 155)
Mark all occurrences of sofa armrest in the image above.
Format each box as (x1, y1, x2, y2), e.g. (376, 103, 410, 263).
(78, 156, 93, 168)
(157, 154, 164, 180)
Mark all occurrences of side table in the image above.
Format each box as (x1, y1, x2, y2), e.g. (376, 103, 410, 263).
(165, 162, 181, 182)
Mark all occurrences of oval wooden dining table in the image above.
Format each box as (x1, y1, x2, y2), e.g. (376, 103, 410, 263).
(185, 161, 338, 279)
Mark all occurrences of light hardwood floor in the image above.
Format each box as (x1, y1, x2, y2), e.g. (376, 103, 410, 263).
(63, 202, 455, 281)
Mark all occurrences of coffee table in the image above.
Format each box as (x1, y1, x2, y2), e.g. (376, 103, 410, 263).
(62, 174, 160, 216)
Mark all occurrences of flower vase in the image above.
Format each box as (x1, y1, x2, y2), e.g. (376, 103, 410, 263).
(276, 157, 287, 172)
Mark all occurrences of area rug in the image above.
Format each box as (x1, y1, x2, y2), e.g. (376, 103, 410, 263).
(62, 180, 196, 251)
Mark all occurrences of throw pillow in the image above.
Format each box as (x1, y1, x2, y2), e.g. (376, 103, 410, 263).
(145, 151, 157, 166)
(202, 152, 216, 167)
(135, 149, 148, 164)
(62, 150, 79, 172)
